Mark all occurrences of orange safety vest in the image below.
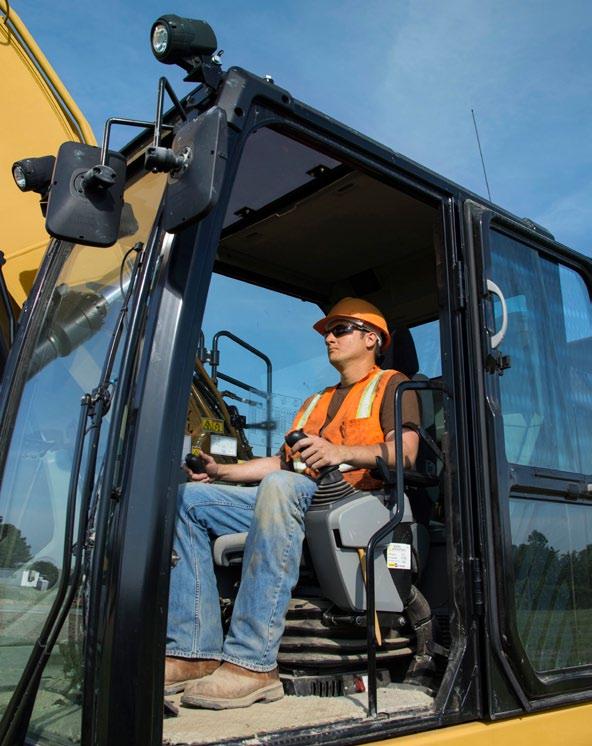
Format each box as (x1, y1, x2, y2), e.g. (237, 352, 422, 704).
(284, 365, 400, 491)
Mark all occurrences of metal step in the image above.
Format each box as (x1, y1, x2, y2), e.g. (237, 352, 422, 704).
(283, 617, 365, 636)
(278, 646, 414, 666)
(279, 594, 415, 671)
(287, 597, 331, 617)
(280, 634, 412, 651)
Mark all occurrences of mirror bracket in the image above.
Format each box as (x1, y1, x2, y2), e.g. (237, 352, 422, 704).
(45, 143, 127, 247)
(43, 75, 224, 246)
(160, 106, 228, 233)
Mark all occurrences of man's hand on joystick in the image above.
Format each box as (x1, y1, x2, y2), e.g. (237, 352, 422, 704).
(285, 430, 346, 484)
(183, 451, 219, 483)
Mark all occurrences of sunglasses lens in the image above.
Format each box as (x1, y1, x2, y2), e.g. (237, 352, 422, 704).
(325, 322, 363, 338)
(326, 324, 344, 337)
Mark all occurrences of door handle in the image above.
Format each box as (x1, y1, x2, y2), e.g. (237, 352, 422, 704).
(486, 279, 508, 349)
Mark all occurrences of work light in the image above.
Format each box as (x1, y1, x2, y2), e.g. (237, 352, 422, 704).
(12, 165, 27, 191)
(150, 15, 217, 69)
(12, 155, 55, 194)
(152, 23, 169, 56)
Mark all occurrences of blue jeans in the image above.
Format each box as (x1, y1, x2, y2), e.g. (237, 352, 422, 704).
(166, 471, 317, 671)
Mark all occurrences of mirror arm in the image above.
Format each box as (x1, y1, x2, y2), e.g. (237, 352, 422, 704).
(98, 75, 186, 166)
(153, 76, 188, 147)
(99, 117, 174, 166)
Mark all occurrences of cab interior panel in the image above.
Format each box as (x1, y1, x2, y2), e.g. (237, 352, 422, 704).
(217, 127, 438, 328)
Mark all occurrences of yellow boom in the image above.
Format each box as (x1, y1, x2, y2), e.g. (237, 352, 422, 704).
(0, 0, 95, 307)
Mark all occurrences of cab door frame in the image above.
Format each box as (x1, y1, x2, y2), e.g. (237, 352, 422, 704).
(464, 198, 592, 719)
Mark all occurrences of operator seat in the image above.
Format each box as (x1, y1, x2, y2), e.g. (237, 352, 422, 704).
(213, 532, 249, 566)
(211, 326, 445, 689)
(382, 325, 420, 379)
(304, 326, 439, 612)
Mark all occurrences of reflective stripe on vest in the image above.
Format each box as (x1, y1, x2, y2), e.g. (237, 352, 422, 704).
(294, 392, 322, 430)
(356, 369, 387, 418)
(298, 369, 387, 430)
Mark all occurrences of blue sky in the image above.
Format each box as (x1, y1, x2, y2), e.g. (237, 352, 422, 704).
(16, 0, 592, 256)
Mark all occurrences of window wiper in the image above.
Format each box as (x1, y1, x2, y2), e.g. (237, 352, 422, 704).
(0, 243, 146, 745)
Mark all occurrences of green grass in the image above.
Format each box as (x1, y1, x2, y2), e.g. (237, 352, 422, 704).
(0, 584, 54, 603)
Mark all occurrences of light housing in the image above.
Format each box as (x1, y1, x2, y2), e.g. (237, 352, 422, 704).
(12, 155, 55, 194)
(150, 15, 217, 70)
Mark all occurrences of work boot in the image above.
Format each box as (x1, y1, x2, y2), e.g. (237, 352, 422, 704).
(181, 661, 284, 709)
(164, 656, 220, 695)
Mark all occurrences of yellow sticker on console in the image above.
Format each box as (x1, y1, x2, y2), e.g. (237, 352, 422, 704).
(201, 417, 224, 434)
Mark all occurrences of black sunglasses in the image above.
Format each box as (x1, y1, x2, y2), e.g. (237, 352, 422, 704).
(323, 321, 373, 338)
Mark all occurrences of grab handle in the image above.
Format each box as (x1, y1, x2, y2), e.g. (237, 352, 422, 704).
(487, 279, 508, 349)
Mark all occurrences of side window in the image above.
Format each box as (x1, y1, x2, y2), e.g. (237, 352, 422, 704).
(0, 170, 167, 742)
(489, 228, 592, 679)
(410, 319, 441, 378)
(490, 230, 592, 474)
(510, 498, 592, 671)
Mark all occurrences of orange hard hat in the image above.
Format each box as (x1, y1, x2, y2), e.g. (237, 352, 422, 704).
(313, 297, 391, 349)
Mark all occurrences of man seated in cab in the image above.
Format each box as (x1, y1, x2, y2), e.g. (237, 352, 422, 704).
(165, 297, 420, 709)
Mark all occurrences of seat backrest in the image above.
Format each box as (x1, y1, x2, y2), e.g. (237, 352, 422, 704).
(383, 326, 444, 523)
(381, 327, 419, 378)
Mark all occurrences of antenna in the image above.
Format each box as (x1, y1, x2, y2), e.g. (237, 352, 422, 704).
(471, 108, 492, 202)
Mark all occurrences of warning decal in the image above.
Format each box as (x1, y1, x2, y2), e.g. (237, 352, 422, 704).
(386, 542, 411, 570)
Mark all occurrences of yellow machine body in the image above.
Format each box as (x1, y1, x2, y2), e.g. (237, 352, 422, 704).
(0, 0, 94, 307)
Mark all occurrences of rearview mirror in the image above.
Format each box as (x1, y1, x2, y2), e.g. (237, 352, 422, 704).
(45, 142, 126, 247)
(152, 106, 227, 233)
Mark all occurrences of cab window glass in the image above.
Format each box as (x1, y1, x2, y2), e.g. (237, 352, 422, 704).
(0, 170, 166, 743)
(490, 230, 592, 474)
(511, 497, 592, 671)
(410, 319, 441, 378)
(561, 264, 592, 343)
(199, 275, 335, 457)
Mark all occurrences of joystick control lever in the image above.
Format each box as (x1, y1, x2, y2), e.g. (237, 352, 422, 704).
(285, 429, 342, 486)
(185, 452, 206, 474)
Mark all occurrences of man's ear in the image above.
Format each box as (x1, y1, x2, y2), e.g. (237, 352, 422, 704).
(365, 331, 378, 351)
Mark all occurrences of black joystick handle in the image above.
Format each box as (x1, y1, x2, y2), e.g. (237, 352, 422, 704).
(285, 428, 307, 449)
(284, 429, 342, 485)
(185, 452, 206, 474)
